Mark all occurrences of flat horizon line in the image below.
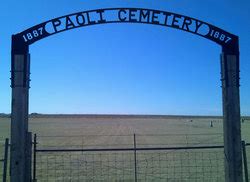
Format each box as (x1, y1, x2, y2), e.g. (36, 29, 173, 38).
(1, 113, 249, 119)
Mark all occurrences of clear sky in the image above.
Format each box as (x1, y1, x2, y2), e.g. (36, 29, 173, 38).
(0, 0, 249, 115)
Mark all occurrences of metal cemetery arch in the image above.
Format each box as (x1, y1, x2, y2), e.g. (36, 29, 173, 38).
(11, 8, 242, 182)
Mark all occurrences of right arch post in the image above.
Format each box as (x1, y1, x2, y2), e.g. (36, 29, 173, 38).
(221, 40, 243, 182)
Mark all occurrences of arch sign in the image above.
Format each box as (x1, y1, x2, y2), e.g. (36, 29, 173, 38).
(10, 8, 242, 182)
(13, 8, 238, 53)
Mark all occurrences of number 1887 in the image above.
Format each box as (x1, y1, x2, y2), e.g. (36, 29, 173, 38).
(210, 29, 231, 43)
(22, 27, 43, 42)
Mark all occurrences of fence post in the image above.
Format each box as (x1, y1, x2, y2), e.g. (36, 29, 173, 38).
(26, 132, 32, 182)
(33, 134, 37, 182)
(242, 141, 249, 182)
(3, 138, 9, 182)
(133, 134, 137, 182)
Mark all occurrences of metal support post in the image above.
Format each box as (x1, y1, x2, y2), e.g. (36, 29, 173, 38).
(133, 134, 137, 182)
(3, 138, 9, 182)
(26, 132, 32, 182)
(242, 141, 249, 182)
(33, 134, 37, 182)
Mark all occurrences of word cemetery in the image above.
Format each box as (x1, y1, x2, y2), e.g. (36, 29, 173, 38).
(17, 8, 236, 51)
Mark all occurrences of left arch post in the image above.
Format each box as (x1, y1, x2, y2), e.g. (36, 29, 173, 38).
(10, 36, 32, 182)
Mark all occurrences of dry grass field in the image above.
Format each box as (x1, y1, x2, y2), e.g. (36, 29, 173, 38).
(1, 115, 250, 181)
(1, 115, 250, 147)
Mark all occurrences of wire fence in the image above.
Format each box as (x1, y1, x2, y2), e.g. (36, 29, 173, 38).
(1, 134, 249, 182)
(246, 144, 250, 182)
(35, 149, 225, 182)
(36, 133, 224, 149)
(0, 139, 9, 182)
(0, 141, 4, 180)
(34, 134, 226, 182)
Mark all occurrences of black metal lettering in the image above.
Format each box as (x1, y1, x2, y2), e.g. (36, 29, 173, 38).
(51, 19, 61, 32)
(194, 20, 203, 33)
(14, 8, 238, 50)
(182, 17, 192, 31)
(65, 16, 76, 29)
(163, 12, 172, 26)
(151, 10, 160, 24)
(96, 10, 106, 23)
(76, 13, 86, 26)
(139, 10, 150, 23)
(171, 14, 182, 29)
(86, 12, 96, 24)
(129, 9, 137, 22)
(118, 9, 127, 21)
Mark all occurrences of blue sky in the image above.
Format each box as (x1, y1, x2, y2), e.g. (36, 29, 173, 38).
(0, 0, 249, 115)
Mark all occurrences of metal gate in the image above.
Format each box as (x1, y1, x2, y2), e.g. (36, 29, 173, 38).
(32, 134, 233, 182)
